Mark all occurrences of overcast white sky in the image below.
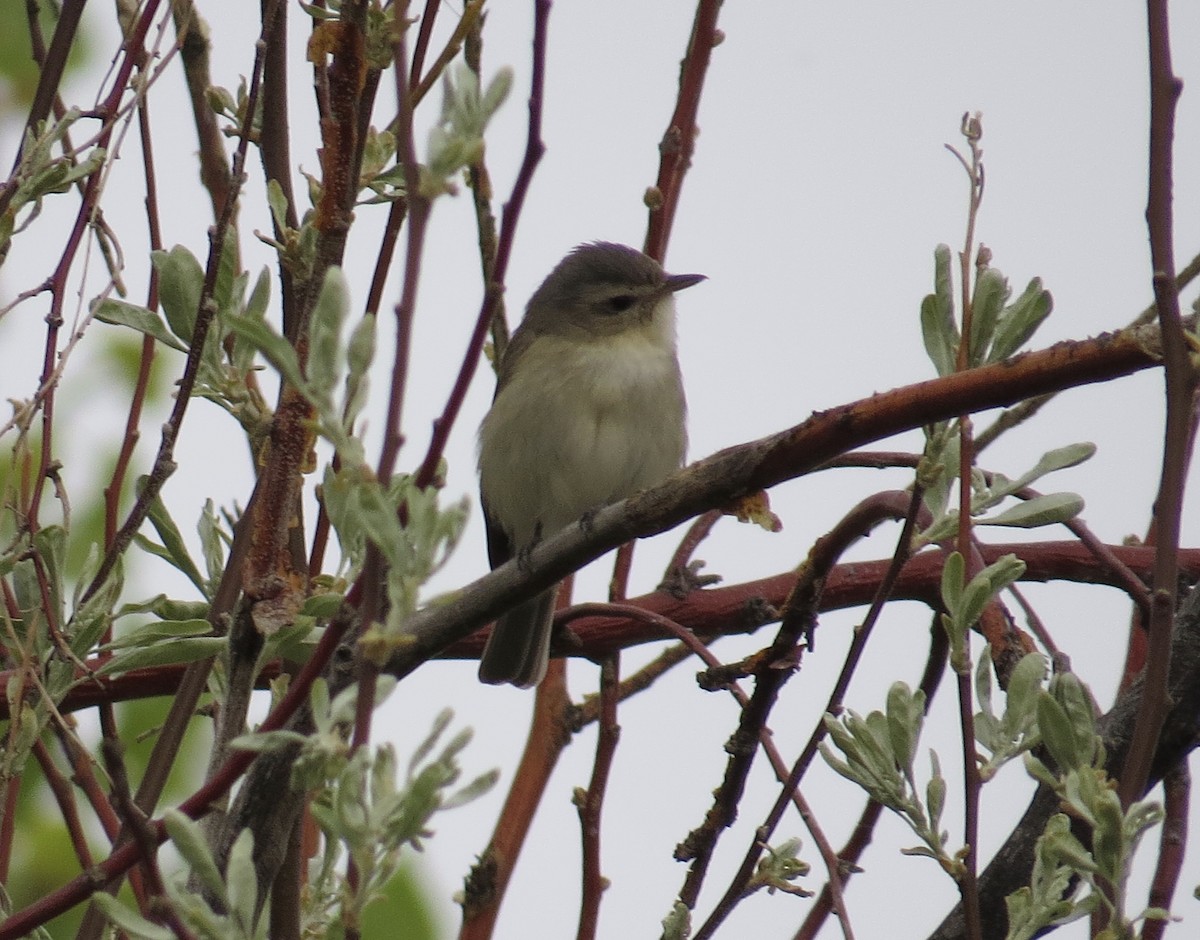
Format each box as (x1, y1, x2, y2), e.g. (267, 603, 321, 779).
(4, 2, 1200, 938)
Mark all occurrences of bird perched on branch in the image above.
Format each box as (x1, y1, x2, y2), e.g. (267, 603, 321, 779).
(477, 242, 704, 687)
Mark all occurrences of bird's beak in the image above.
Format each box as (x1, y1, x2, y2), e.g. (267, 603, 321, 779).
(664, 272, 706, 293)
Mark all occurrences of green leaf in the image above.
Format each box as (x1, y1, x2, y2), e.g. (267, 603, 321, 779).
(969, 267, 1010, 366)
(164, 808, 228, 906)
(984, 493, 1085, 529)
(308, 267, 351, 405)
(102, 618, 212, 650)
(213, 228, 242, 321)
(140, 482, 207, 592)
(1052, 672, 1099, 768)
(92, 894, 175, 940)
(940, 551, 965, 617)
(920, 245, 958, 376)
(886, 682, 924, 777)
(1036, 691, 1080, 772)
(152, 245, 206, 344)
(95, 637, 226, 676)
(989, 278, 1053, 363)
(224, 311, 306, 393)
(267, 178, 290, 232)
(93, 299, 190, 352)
(226, 829, 259, 935)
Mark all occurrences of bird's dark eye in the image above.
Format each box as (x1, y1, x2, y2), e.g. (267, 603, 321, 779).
(602, 294, 637, 314)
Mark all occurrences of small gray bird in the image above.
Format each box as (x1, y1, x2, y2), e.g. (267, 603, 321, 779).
(477, 242, 704, 687)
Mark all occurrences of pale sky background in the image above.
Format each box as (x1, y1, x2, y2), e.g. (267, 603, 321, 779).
(3, 2, 1200, 938)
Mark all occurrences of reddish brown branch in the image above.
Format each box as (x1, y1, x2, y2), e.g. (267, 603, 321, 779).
(576, 655, 620, 940)
(1142, 762, 1189, 940)
(394, 324, 1173, 674)
(643, 0, 723, 261)
(1118, 0, 1193, 811)
(459, 661, 572, 939)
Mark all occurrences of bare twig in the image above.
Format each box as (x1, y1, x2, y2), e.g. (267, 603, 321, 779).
(1118, 0, 1193, 811)
(692, 489, 926, 938)
(643, 0, 723, 261)
(1142, 762, 1189, 940)
(575, 655, 620, 940)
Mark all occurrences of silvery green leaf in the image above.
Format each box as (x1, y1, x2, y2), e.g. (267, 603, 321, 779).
(818, 741, 857, 782)
(213, 230, 242, 323)
(1003, 652, 1047, 738)
(982, 493, 1084, 529)
(307, 267, 351, 406)
(310, 677, 333, 733)
(198, 499, 226, 594)
(969, 267, 1010, 366)
(1043, 813, 1099, 875)
(232, 267, 273, 373)
(93, 299, 190, 352)
(988, 278, 1053, 363)
(920, 245, 958, 376)
(1023, 752, 1058, 788)
(940, 551, 966, 619)
(975, 646, 996, 718)
(142, 484, 206, 592)
(343, 313, 376, 427)
(1026, 441, 1095, 479)
(926, 751, 946, 831)
(410, 709, 454, 778)
(266, 178, 290, 233)
(886, 682, 924, 776)
(231, 729, 309, 753)
(224, 310, 306, 393)
(958, 554, 1026, 628)
(1125, 798, 1165, 843)
(444, 768, 500, 811)
(1036, 691, 1080, 772)
(117, 595, 209, 621)
(482, 67, 514, 118)
(227, 829, 259, 935)
(92, 894, 175, 940)
(1052, 671, 1099, 768)
(164, 808, 227, 906)
(102, 618, 212, 650)
(152, 246, 205, 344)
(96, 637, 227, 676)
(957, 573, 995, 633)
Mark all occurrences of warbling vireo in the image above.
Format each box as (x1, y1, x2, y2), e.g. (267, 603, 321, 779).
(477, 242, 705, 687)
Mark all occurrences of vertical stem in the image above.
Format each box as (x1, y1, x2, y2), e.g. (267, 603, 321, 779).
(1118, 0, 1191, 812)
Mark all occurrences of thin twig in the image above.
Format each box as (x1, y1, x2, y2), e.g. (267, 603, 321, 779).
(1141, 762, 1189, 940)
(691, 489, 925, 938)
(794, 617, 949, 940)
(643, 0, 722, 261)
(575, 655, 620, 940)
(1118, 0, 1192, 812)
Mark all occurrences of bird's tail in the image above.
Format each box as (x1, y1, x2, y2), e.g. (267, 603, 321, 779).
(478, 586, 558, 688)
